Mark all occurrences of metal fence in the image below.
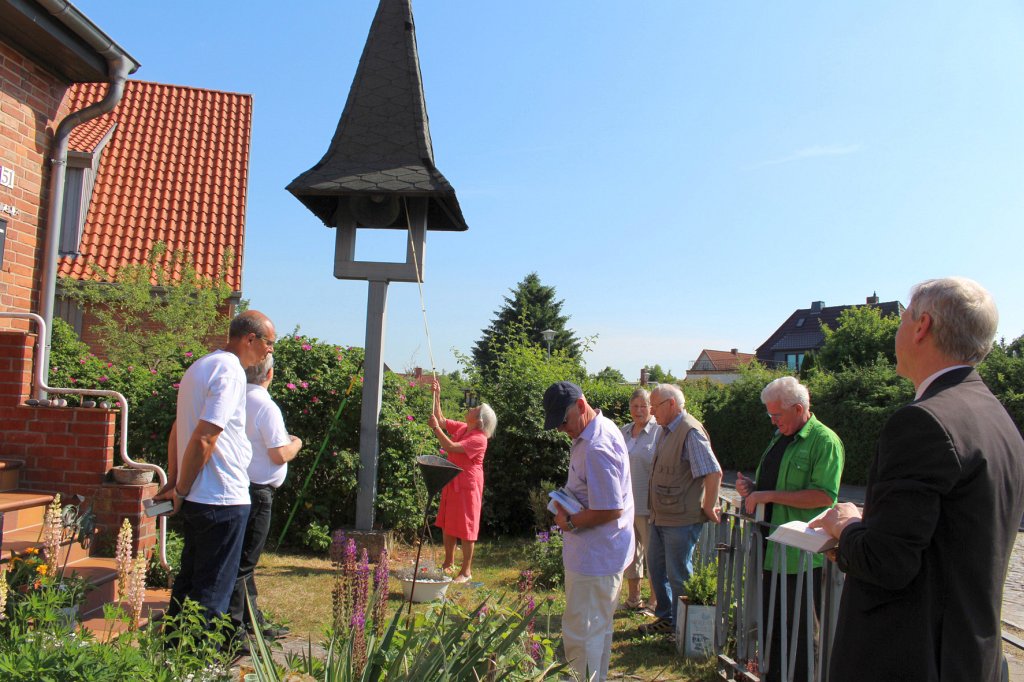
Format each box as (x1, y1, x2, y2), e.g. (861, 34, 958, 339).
(691, 497, 845, 682)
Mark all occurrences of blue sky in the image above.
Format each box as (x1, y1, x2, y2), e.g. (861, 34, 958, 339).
(75, 1, 1024, 378)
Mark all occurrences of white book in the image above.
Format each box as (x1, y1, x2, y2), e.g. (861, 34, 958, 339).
(767, 510, 839, 554)
(547, 487, 583, 516)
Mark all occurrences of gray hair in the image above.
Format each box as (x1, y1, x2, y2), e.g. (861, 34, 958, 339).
(761, 376, 810, 409)
(908, 277, 998, 364)
(478, 403, 497, 438)
(245, 354, 274, 384)
(629, 388, 650, 404)
(650, 383, 685, 410)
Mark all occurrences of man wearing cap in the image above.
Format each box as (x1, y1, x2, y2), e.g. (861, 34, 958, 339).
(544, 381, 634, 682)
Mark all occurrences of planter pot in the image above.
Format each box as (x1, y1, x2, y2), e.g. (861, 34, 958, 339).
(676, 597, 715, 659)
(111, 466, 154, 485)
(400, 576, 451, 603)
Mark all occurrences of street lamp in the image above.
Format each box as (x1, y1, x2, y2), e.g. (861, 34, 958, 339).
(463, 388, 478, 408)
(541, 329, 556, 357)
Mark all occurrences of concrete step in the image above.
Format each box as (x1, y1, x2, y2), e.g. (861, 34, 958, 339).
(79, 588, 171, 641)
(1, 524, 96, 565)
(68, 556, 119, 618)
(0, 459, 25, 492)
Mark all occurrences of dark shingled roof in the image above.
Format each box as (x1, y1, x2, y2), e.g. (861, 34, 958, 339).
(756, 299, 904, 363)
(287, 0, 467, 231)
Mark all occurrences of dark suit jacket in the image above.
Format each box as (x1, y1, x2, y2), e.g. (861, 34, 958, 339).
(830, 368, 1024, 682)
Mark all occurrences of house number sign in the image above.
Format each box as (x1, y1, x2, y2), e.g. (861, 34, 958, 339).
(0, 165, 13, 190)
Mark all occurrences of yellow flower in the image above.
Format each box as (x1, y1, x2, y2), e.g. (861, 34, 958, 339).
(36, 564, 48, 576)
(25, 548, 38, 555)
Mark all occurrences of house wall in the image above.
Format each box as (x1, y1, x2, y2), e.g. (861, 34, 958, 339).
(0, 330, 156, 554)
(0, 41, 70, 327)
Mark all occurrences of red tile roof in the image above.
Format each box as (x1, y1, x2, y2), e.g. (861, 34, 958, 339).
(697, 349, 756, 371)
(58, 80, 252, 291)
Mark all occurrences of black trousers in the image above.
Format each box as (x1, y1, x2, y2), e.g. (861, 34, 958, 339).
(761, 568, 821, 682)
(228, 484, 274, 629)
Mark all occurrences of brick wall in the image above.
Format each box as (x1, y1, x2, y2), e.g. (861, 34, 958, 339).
(0, 330, 156, 554)
(0, 41, 70, 328)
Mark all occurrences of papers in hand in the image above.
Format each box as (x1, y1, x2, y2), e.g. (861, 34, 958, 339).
(767, 510, 838, 554)
(547, 488, 583, 516)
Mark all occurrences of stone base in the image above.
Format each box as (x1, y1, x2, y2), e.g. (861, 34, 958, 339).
(341, 529, 392, 562)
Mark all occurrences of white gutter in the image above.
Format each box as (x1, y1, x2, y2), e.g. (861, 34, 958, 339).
(35, 0, 140, 402)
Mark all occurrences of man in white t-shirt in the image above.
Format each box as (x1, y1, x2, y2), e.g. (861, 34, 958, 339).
(155, 310, 276, 623)
(228, 354, 302, 637)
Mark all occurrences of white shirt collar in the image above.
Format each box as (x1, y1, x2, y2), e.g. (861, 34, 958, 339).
(915, 365, 972, 400)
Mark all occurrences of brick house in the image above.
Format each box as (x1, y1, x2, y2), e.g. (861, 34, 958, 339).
(685, 348, 756, 384)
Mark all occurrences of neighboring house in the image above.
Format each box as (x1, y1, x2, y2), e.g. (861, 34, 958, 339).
(55, 80, 253, 351)
(756, 294, 904, 370)
(685, 348, 756, 384)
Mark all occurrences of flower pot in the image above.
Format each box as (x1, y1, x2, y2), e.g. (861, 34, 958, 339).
(400, 576, 451, 603)
(676, 597, 715, 659)
(111, 466, 154, 485)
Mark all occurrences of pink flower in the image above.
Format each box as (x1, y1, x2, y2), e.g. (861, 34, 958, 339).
(408, 381, 416, 388)
(98, 376, 108, 383)
(311, 396, 320, 403)
(302, 408, 310, 414)
(127, 365, 134, 372)
(79, 359, 86, 365)
(406, 415, 414, 421)
(287, 383, 297, 391)
(150, 368, 157, 375)
(69, 377, 76, 384)
(151, 390, 157, 396)
(185, 351, 193, 358)
(301, 381, 309, 389)
(107, 362, 113, 368)
(302, 343, 312, 351)
(439, 448, 446, 455)
(172, 383, 180, 389)
(294, 335, 301, 341)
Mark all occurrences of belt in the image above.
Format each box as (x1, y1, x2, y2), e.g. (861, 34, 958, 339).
(249, 482, 276, 491)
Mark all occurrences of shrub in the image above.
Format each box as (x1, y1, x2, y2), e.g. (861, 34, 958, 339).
(684, 560, 718, 606)
(522, 528, 565, 588)
(146, 530, 183, 588)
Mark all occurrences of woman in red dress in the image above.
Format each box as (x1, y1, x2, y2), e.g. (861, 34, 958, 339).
(428, 379, 496, 583)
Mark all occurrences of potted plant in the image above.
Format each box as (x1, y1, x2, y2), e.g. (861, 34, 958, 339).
(677, 560, 718, 659)
(392, 564, 452, 603)
(111, 464, 154, 485)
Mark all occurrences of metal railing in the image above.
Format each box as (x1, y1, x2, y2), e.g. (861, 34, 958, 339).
(0, 312, 170, 576)
(694, 496, 844, 682)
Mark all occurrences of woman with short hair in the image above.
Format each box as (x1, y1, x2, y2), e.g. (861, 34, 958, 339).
(429, 379, 496, 583)
(620, 387, 661, 611)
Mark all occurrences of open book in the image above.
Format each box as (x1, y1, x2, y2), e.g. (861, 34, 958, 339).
(547, 487, 583, 516)
(767, 510, 838, 554)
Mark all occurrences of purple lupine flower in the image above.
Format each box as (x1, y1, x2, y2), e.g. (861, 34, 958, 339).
(537, 531, 550, 543)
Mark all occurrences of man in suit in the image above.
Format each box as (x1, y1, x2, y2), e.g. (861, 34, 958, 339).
(812, 277, 1024, 682)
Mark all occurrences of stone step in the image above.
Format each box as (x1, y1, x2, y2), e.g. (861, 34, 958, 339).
(0, 490, 53, 532)
(0, 459, 25, 492)
(79, 588, 171, 641)
(66, 556, 119, 618)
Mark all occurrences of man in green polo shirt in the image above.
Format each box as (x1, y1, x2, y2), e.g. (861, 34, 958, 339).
(735, 376, 844, 682)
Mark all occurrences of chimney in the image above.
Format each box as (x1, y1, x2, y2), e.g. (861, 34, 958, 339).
(866, 292, 879, 305)
(414, 367, 422, 379)
(810, 301, 825, 313)
(730, 348, 738, 355)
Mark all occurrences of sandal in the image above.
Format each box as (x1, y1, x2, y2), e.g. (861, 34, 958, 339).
(624, 597, 646, 611)
(452, 574, 472, 584)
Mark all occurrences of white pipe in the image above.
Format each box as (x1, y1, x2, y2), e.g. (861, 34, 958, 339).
(0, 312, 169, 577)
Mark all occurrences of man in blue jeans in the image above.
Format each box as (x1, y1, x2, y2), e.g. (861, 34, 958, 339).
(156, 310, 276, 628)
(639, 383, 722, 637)
(229, 354, 302, 637)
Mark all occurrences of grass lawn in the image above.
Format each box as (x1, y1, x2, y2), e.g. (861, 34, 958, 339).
(253, 537, 718, 681)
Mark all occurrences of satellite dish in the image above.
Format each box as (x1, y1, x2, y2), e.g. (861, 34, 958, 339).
(350, 194, 402, 228)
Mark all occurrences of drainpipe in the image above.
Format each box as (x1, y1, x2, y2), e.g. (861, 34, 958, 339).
(35, 0, 139, 400)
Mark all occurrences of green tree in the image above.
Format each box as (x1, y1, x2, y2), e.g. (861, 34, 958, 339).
(645, 364, 677, 383)
(979, 334, 1024, 436)
(59, 242, 234, 373)
(591, 366, 626, 384)
(472, 273, 581, 375)
(811, 306, 901, 372)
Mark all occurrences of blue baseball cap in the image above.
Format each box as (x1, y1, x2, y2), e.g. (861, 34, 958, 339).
(543, 381, 583, 430)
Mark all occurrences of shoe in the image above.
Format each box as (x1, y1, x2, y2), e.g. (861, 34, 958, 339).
(624, 597, 645, 610)
(261, 624, 290, 640)
(638, 617, 674, 635)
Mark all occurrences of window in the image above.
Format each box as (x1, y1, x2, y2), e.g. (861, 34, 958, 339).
(786, 353, 805, 370)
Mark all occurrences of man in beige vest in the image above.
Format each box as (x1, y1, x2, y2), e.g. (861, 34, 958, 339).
(638, 383, 722, 636)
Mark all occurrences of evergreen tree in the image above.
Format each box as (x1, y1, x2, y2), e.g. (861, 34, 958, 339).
(472, 273, 581, 374)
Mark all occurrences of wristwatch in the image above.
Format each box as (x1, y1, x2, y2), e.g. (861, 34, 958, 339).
(565, 514, 577, 532)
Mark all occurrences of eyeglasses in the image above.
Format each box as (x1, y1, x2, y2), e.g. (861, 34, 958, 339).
(650, 399, 671, 411)
(255, 334, 275, 348)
